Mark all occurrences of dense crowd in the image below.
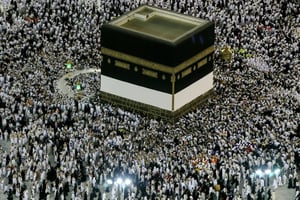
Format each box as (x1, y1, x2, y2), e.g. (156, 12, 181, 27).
(0, 0, 299, 199)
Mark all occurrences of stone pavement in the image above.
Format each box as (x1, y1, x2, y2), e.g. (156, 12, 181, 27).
(275, 184, 296, 200)
(55, 68, 101, 98)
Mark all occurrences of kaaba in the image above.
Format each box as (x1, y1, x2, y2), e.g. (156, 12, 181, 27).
(100, 5, 215, 120)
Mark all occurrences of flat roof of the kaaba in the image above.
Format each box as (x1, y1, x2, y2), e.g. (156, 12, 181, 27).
(109, 5, 209, 43)
(102, 5, 214, 67)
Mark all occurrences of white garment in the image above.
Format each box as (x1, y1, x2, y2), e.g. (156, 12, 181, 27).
(272, 191, 276, 200)
(23, 190, 29, 200)
(0, 179, 3, 190)
(278, 176, 283, 186)
(260, 178, 265, 188)
(283, 174, 287, 185)
(273, 178, 278, 189)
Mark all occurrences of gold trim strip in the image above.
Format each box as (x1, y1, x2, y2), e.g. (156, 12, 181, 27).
(102, 48, 173, 73)
(115, 60, 130, 70)
(176, 46, 213, 72)
(142, 68, 158, 78)
(181, 67, 192, 78)
(197, 58, 207, 69)
(101, 45, 214, 74)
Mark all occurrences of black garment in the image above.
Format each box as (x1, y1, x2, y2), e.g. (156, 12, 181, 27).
(63, 182, 69, 197)
(84, 191, 88, 200)
(8, 173, 13, 184)
(288, 176, 293, 188)
(7, 189, 14, 200)
(97, 190, 102, 200)
(267, 189, 272, 200)
(247, 193, 254, 200)
(257, 189, 263, 200)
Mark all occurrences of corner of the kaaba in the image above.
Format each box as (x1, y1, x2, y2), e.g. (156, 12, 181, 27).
(172, 88, 215, 120)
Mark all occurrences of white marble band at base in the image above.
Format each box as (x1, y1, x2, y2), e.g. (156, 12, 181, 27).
(101, 75, 173, 110)
(174, 72, 213, 110)
(101, 72, 213, 111)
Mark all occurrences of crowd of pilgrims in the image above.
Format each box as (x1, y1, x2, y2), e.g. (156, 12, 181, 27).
(0, 0, 299, 199)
